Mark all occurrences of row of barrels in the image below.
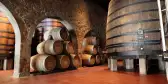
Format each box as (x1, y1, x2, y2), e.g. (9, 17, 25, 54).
(31, 39, 81, 72)
(37, 40, 74, 55)
(30, 54, 80, 72)
(30, 53, 107, 72)
(81, 53, 106, 66)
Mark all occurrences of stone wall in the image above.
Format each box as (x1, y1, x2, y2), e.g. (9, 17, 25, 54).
(0, 0, 107, 77)
(85, 0, 107, 49)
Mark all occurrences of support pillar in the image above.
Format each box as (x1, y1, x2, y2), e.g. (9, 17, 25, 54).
(3, 58, 7, 70)
(3, 58, 14, 70)
(108, 57, 111, 69)
(110, 58, 117, 71)
(13, 41, 31, 78)
(125, 59, 134, 71)
(139, 58, 147, 75)
(158, 57, 165, 71)
(165, 62, 168, 80)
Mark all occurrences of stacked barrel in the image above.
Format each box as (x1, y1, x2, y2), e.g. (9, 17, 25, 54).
(82, 36, 106, 66)
(63, 42, 81, 69)
(30, 18, 81, 72)
(82, 36, 96, 66)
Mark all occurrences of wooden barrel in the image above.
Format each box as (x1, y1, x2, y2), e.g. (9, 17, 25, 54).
(84, 45, 97, 55)
(106, 0, 161, 56)
(83, 36, 97, 47)
(95, 55, 101, 65)
(44, 40, 63, 55)
(43, 27, 69, 41)
(30, 54, 56, 72)
(0, 16, 15, 57)
(63, 42, 75, 54)
(56, 55, 70, 69)
(37, 18, 67, 41)
(69, 31, 78, 54)
(37, 40, 63, 55)
(36, 41, 45, 54)
(50, 27, 69, 41)
(43, 30, 52, 40)
(69, 54, 81, 68)
(81, 54, 95, 66)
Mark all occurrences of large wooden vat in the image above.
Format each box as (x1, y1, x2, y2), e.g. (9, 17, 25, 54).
(106, 0, 161, 56)
(30, 54, 56, 72)
(69, 54, 81, 68)
(84, 45, 97, 55)
(56, 55, 70, 69)
(0, 16, 15, 57)
(81, 54, 95, 66)
(37, 40, 63, 55)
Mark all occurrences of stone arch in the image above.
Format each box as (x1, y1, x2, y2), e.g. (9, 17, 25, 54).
(0, 2, 21, 77)
(37, 17, 75, 31)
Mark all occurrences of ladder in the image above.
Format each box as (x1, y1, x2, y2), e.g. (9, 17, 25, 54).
(157, 0, 168, 80)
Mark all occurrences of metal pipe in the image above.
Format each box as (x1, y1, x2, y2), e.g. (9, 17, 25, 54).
(157, 0, 167, 51)
(165, 0, 168, 20)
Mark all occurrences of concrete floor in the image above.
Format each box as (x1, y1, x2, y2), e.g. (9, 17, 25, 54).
(0, 65, 167, 84)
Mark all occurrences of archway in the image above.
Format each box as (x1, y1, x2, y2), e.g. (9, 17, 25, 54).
(30, 17, 78, 73)
(32, 17, 77, 56)
(0, 2, 21, 78)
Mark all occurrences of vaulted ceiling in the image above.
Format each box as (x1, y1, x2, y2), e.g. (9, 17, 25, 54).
(87, 0, 110, 11)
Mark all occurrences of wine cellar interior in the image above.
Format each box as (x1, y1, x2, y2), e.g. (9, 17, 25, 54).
(0, 0, 168, 84)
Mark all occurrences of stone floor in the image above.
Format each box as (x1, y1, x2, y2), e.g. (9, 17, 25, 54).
(0, 65, 167, 84)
